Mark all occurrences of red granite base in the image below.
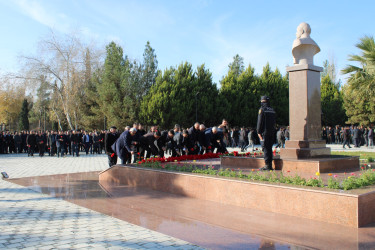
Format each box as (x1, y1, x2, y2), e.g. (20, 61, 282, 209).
(221, 155, 360, 174)
(99, 165, 375, 228)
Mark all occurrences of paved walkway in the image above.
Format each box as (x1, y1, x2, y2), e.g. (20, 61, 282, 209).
(0, 144, 373, 249)
(0, 154, 202, 249)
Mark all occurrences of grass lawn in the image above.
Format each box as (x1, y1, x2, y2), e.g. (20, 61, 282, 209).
(331, 151, 375, 160)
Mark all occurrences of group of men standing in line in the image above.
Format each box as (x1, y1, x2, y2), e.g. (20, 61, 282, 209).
(322, 125, 374, 148)
(0, 130, 107, 157)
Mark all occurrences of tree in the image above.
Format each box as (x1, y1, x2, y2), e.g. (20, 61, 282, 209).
(30, 75, 50, 130)
(219, 60, 289, 127)
(96, 41, 135, 129)
(0, 84, 26, 130)
(342, 36, 375, 125)
(18, 99, 30, 130)
(228, 54, 245, 78)
(320, 75, 346, 126)
(140, 62, 220, 128)
(19, 31, 101, 130)
(142, 41, 158, 91)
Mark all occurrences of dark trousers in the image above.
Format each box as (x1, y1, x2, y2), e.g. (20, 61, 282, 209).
(51, 144, 56, 156)
(343, 139, 351, 148)
(108, 154, 117, 167)
(262, 136, 273, 169)
(38, 144, 45, 156)
(16, 143, 21, 153)
(72, 143, 79, 156)
(354, 138, 360, 147)
(121, 152, 131, 164)
(28, 146, 34, 156)
(57, 146, 65, 157)
(84, 142, 90, 154)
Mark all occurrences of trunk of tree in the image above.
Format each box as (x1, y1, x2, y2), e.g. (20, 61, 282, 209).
(52, 107, 63, 131)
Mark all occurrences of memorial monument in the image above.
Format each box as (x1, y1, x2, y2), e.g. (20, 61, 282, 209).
(280, 22, 331, 159)
(223, 22, 359, 174)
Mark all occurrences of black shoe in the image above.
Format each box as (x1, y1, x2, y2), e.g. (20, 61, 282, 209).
(260, 166, 272, 171)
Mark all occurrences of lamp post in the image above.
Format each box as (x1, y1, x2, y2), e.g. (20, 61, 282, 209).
(195, 91, 200, 122)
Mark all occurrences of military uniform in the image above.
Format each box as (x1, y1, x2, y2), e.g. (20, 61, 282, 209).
(257, 96, 276, 170)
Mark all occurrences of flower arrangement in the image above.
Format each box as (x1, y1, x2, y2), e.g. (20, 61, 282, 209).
(222, 150, 279, 158)
(137, 152, 221, 165)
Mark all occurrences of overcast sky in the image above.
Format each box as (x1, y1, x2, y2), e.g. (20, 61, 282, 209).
(0, 0, 374, 85)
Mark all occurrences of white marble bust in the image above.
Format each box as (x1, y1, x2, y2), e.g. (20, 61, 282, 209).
(292, 22, 320, 65)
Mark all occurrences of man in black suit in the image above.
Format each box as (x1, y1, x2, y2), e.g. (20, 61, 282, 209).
(71, 130, 80, 157)
(26, 131, 37, 156)
(188, 122, 200, 154)
(181, 129, 195, 155)
(105, 126, 119, 167)
(112, 128, 137, 164)
(353, 126, 361, 148)
(139, 131, 161, 159)
(157, 130, 178, 157)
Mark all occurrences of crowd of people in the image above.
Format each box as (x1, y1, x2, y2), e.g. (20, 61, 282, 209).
(1, 121, 374, 167)
(322, 125, 374, 148)
(0, 130, 107, 157)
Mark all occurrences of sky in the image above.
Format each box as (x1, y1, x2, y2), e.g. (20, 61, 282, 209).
(0, 0, 374, 85)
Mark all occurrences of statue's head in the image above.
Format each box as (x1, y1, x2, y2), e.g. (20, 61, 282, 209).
(296, 22, 311, 39)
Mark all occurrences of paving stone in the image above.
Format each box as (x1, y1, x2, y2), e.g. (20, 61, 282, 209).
(0, 154, 203, 249)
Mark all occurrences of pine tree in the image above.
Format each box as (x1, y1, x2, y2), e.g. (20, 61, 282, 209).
(96, 41, 134, 129)
(18, 99, 30, 130)
(140, 62, 220, 128)
(321, 75, 346, 126)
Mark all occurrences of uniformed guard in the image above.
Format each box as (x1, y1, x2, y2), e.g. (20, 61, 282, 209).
(257, 95, 276, 170)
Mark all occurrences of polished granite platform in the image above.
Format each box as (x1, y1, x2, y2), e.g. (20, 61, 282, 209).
(8, 171, 375, 250)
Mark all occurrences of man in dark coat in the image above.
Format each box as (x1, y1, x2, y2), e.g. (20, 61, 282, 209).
(204, 127, 227, 153)
(26, 131, 37, 157)
(368, 126, 374, 148)
(71, 130, 80, 157)
(112, 128, 137, 165)
(188, 122, 200, 154)
(49, 131, 57, 156)
(353, 126, 361, 148)
(56, 131, 66, 157)
(342, 126, 352, 149)
(105, 126, 119, 167)
(157, 130, 178, 157)
(181, 130, 195, 155)
(14, 132, 22, 153)
(257, 96, 276, 171)
(139, 131, 161, 159)
(36, 131, 46, 157)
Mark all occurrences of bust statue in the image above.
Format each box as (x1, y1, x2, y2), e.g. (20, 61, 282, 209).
(292, 22, 320, 65)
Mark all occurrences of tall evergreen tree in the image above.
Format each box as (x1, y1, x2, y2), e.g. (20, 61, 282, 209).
(320, 75, 346, 126)
(140, 62, 220, 128)
(96, 41, 135, 129)
(219, 60, 289, 127)
(18, 99, 30, 130)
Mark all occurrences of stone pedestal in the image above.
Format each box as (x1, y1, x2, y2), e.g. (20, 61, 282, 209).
(280, 64, 330, 159)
